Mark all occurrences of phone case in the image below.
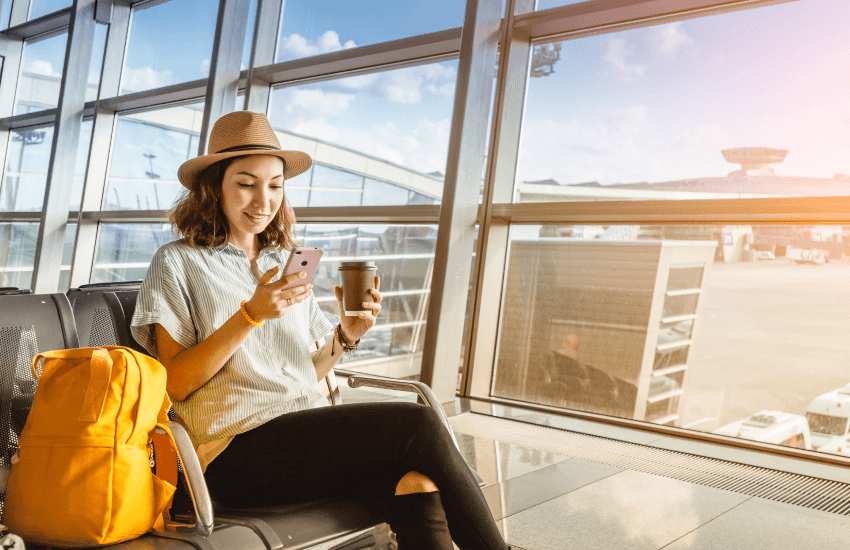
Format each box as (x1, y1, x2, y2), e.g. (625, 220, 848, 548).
(281, 247, 323, 289)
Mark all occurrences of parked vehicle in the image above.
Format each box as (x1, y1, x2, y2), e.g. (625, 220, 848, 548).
(805, 383, 850, 449)
(714, 410, 812, 450)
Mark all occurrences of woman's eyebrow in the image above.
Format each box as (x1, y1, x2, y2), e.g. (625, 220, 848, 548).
(236, 171, 283, 180)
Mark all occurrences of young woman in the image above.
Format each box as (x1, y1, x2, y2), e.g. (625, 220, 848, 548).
(131, 111, 517, 550)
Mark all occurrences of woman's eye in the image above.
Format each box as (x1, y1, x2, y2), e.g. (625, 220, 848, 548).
(238, 182, 253, 188)
(271, 185, 283, 190)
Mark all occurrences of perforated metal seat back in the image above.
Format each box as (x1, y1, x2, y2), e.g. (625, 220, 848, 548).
(0, 293, 77, 518)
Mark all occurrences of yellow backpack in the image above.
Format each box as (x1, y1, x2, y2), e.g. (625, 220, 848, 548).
(4, 346, 177, 547)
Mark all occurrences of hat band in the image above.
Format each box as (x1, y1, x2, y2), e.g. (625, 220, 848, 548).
(214, 144, 282, 154)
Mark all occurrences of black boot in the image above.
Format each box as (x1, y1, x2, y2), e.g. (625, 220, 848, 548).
(388, 492, 454, 550)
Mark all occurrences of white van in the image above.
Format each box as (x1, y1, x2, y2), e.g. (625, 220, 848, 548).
(805, 384, 850, 449)
(817, 434, 850, 457)
(714, 410, 812, 450)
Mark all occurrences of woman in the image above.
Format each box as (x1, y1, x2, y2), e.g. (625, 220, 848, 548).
(131, 111, 517, 550)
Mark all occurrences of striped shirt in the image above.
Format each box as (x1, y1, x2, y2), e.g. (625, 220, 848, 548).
(130, 239, 335, 457)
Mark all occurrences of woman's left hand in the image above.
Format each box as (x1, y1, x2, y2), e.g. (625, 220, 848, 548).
(335, 276, 382, 343)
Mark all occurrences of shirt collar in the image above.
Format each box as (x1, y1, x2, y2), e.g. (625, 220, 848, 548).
(211, 242, 280, 259)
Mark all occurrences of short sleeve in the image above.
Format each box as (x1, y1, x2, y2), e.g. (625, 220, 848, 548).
(306, 293, 334, 345)
(130, 246, 198, 358)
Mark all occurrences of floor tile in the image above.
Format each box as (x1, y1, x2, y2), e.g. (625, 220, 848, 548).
(455, 432, 572, 487)
(483, 457, 623, 521)
(663, 497, 850, 550)
(495, 470, 749, 550)
(649, 436, 850, 485)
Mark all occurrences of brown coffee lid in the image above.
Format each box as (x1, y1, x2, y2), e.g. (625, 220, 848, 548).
(338, 261, 377, 270)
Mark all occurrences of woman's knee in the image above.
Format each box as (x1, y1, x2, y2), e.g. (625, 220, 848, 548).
(395, 471, 439, 495)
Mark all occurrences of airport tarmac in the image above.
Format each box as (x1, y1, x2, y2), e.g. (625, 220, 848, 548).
(681, 258, 850, 432)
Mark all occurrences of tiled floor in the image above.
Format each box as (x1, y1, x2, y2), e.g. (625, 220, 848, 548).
(332, 382, 850, 550)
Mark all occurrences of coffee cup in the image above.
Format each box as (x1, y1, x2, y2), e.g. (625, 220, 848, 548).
(338, 261, 378, 316)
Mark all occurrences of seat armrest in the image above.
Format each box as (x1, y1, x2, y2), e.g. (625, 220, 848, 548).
(155, 422, 215, 537)
(346, 374, 486, 487)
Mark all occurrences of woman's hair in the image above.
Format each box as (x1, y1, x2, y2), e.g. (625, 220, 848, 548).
(170, 156, 299, 250)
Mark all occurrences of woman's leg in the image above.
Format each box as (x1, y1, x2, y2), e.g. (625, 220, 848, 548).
(204, 402, 506, 550)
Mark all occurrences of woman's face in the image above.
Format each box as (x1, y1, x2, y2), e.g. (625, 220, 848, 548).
(219, 155, 285, 244)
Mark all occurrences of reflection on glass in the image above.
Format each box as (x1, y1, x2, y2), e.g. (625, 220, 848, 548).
(0, 1, 11, 30)
(29, 0, 71, 20)
(1, 121, 93, 212)
(492, 223, 850, 454)
(0, 222, 75, 290)
(267, 61, 457, 206)
(276, 0, 463, 63)
(103, 103, 204, 211)
(121, 0, 217, 94)
(0, 223, 38, 289)
(92, 223, 173, 283)
(516, 0, 850, 203)
(533, 0, 587, 12)
(15, 25, 106, 114)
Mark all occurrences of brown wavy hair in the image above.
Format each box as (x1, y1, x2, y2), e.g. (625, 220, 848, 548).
(170, 156, 298, 250)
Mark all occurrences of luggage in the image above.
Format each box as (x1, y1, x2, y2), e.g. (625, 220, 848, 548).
(4, 347, 176, 547)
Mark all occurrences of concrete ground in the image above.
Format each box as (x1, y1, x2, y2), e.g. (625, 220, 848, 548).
(681, 258, 850, 432)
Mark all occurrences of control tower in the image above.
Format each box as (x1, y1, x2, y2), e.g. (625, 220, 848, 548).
(722, 147, 788, 176)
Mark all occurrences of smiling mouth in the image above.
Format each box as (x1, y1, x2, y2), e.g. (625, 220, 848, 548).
(245, 213, 268, 220)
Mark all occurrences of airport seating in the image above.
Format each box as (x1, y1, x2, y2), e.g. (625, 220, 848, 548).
(65, 283, 481, 548)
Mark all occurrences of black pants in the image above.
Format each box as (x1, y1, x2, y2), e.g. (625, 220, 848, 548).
(204, 402, 506, 550)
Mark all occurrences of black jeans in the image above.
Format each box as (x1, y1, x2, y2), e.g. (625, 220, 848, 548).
(204, 402, 506, 550)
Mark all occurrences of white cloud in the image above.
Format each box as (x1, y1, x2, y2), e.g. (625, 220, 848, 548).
(24, 59, 58, 77)
(650, 22, 694, 57)
(602, 38, 646, 82)
(278, 31, 357, 61)
(326, 63, 457, 105)
(121, 66, 176, 93)
(201, 59, 210, 76)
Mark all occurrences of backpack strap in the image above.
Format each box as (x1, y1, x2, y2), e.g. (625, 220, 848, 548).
(31, 348, 114, 422)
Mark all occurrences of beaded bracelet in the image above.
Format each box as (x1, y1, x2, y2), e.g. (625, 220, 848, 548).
(240, 300, 264, 327)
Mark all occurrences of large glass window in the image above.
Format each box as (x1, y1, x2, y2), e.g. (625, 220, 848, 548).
(15, 25, 106, 114)
(1, 121, 93, 213)
(92, 223, 173, 283)
(267, 61, 458, 207)
(275, 0, 464, 63)
(515, 0, 850, 203)
(492, 223, 850, 454)
(103, 102, 203, 211)
(120, 0, 218, 95)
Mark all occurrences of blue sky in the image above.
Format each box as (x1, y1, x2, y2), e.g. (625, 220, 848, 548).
(518, 0, 850, 186)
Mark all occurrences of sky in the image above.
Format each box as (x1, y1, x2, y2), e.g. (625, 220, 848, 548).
(11, 0, 850, 191)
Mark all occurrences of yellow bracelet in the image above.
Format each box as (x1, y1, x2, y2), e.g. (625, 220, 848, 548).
(240, 301, 264, 327)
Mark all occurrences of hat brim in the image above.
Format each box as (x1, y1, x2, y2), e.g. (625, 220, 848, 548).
(177, 149, 313, 189)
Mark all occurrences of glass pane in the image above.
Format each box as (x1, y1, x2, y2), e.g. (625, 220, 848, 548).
(276, 0, 464, 63)
(1, 121, 93, 213)
(29, 0, 71, 20)
(296, 224, 437, 378)
(0, 222, 74, 289)
(16, 25, 106, 114)
(267, 61, 457, 206)
(104, 102, 204, 211)
(92, 223, 174, 282)
(121, 0, 218, 95)
(492, 223, 850, 455)
(516, 0, 850, 203)
(534, 0, 591, 11)
(0, 1, 10, 31)
(0, 222, 37, 289)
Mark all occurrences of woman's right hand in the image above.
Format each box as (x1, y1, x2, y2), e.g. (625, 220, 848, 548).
(244, 266, 313, 323)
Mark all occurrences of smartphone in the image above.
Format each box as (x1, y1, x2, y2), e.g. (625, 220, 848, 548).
(281, 246, 323, 290)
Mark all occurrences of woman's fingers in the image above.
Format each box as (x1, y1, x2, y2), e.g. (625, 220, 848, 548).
(258, 266, 280, 285)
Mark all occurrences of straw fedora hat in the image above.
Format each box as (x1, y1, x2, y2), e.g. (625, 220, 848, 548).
(177, 111, 312, 189)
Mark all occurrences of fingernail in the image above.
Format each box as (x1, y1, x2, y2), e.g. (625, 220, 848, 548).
(362, 302, 368, 307)
(308, 284, 313, 289)
(300, 271, 307, 278)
